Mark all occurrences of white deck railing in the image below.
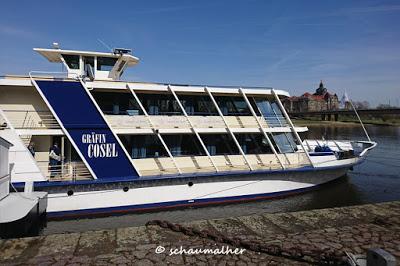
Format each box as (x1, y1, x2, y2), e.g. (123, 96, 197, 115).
(2, 110, 59, 129)
(36, 161, 92, 181)
(133, 153, 309, 176)
(105, 115, 271, 129)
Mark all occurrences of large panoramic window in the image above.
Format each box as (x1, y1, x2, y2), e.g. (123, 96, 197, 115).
(270, 132, 297, 153)
(235, 133, 273, 154)
(252, 97, 288, 127)
(137, 93, 183, 115)
(162, 134, 205, 156)
(91, 91, 143, 115)
(214, 96, 252, 116)
(97, 57, 117, 71)
(200, 134, 240, 155)
(178, 94, 218, 116)
(62, 54, 80, 69)
(119, 135, 168, 159)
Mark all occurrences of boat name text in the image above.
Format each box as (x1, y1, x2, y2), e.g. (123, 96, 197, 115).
(82, 133, 118, 158)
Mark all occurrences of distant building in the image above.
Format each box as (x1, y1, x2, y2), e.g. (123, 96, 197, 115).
(340, 91, 352, 110)
(283, 81, 339, 112)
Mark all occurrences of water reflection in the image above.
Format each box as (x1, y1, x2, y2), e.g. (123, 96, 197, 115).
(42, 125, 400, 235)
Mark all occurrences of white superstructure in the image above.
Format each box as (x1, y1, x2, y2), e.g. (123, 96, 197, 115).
(0, 45, 376, 218)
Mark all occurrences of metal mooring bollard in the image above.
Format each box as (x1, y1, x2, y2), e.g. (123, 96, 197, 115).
(367, 248, 396, 266)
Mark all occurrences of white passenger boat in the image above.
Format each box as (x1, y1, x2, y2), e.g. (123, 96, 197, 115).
(0, 45, 376, 218)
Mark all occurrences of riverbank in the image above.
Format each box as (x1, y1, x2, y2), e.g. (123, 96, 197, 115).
(293, 118, 400, 127)
(1, 201, 399, 265)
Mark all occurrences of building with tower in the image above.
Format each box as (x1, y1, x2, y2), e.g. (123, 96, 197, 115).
(283, 81, 339, 112)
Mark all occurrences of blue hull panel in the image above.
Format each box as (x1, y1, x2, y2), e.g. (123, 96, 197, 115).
(35, 80, 139, 180)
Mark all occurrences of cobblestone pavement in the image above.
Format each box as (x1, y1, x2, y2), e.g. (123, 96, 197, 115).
(0, 201, 399, 265)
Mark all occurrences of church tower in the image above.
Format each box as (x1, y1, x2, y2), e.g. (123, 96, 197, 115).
(315, 80, 328, 95)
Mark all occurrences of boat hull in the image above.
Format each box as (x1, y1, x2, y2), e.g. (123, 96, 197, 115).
(36, 165, 351, 219)
(0, 194, 47, 238)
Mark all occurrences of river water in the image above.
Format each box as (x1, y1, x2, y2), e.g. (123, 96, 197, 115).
(42, 125, 400, 235)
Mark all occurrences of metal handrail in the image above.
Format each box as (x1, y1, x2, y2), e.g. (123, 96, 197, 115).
(28, 71, 79, 80)
(3, 110, 60, 129)
(36, 161, 91, 181)
(106, 114, 276, 129)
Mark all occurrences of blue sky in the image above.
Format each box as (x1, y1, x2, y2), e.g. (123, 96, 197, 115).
(1, 0, 399, 106)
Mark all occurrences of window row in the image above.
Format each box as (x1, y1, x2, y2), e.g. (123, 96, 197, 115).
(62, 54, 118, 71)
(92, 90, 287, 122)
(119, 133, 299, 159)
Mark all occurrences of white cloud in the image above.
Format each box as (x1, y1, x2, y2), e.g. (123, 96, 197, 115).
(0, 25, 37, 39)
(338, 5, 400, 14)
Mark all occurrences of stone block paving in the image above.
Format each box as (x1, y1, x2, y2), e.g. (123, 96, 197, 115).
(0, 201, 399, 265)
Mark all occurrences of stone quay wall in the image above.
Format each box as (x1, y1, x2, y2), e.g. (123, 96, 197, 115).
(1, 201, 399, 265)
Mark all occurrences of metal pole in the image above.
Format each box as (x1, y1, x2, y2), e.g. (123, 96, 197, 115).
(239, 88, 285, 169)
(168, 85, 219, 172)
(205, 87, 253, 171)
(79, 78, 141, 176)
(127, 84, 182, 174)
(252, 95, 291, 165)
(272, 89, 314, 167)
(61, 136, 65, 178)
(349, 100, 371, 142)
(269, 103, 297, 152)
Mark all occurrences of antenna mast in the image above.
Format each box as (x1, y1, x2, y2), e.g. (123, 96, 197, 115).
(349, 97, 372, 142)
(97, 39, 113, 52)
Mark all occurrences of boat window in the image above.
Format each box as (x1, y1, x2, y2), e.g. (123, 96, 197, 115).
(83, 56, 94, 68)
(253, 98, 288, 127)
(270, 133, 296, 153)
(83, 56, 95, 77)
(136, 93, 183, 115)
(119, 135, 168, 159)
(248, 97, 262, 116)
(162, 134, 205, 156)
(62, 54, 80, 69)
(200, 134, 240, 155)
(214, 96, 252, 116)
(235, 133, 273, 154)
(177, 94, 218, 116)
(97, 57, 118, 71)
(91, 91, 143, 115)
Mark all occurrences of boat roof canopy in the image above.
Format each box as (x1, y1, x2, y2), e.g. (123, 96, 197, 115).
(33, 47, 140, 80)
(33, 48, 139, 66)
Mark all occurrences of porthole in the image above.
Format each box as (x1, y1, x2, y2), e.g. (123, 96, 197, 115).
(123, 186, 129, 192)
(188, 181, 194, 187)
(67, 190, 74, 196)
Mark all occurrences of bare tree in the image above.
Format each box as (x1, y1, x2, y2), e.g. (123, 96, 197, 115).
(353, 101, 370, 109)
(377, 103, 392, 109)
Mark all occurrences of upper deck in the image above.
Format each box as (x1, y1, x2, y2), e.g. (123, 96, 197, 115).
(0, 74, 289, 96)
(0, 74, 295, 134)
(0, 74, 295, 133)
